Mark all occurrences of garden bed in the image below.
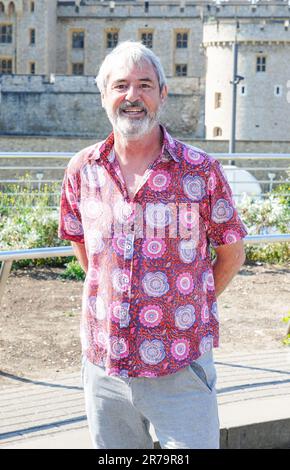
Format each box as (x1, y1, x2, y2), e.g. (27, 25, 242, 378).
(0, 262, 289, 388)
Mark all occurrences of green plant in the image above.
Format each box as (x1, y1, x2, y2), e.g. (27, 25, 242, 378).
(64, 311, 76, 318)
(272, 175, 290, 208)
(281, 312, 290, 346)
(60, 259, 86, 281)
(238, 194, 290, 264)
(0, 173, 60, 215)
(0, 174, 69, 268)
(282, 313, 290, 324)
(1, 174, 290, 268)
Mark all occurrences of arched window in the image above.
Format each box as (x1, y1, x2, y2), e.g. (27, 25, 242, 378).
(0, 2, 5, 14)
(213, 127, 222, 137)
(8, 2, 15, 15)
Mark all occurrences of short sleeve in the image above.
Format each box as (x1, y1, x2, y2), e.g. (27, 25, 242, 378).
(207, 160, 248, 247)
(58, 169, 85, 244)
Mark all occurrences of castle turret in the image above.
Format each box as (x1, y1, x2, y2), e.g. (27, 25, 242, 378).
(0, 0, 57, 75)
(203, 10, 290, 141)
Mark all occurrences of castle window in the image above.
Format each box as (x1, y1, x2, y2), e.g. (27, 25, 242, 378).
(140, 32, 153, 49)
(72, 63, 84, 75)
(0, 24, 12, 43)
(240, 85, 247, 96)
(256, 55, 266, 72)
(30, 62, 35, 74)
(213, 127, 222, 137)
(106, 31, 118, 49)
(72, 31, 84, 49)
(176, 32, 188, 48)
(175, 64, 187, 77)
(0, 3, 4, 14)
(30, 28, 35, 45)
(214, 92, 222, 109)
(0, 58, 12, 74)
(8, 2, 15, 15)
(30, 2, 35, 13)
(274, 85, 282, 97)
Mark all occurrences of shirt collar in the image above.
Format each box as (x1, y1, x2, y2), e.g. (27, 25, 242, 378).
(160, 125, 181, 163)
(88, 125, 181, 163)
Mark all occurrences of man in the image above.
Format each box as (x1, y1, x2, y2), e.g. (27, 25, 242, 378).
(58, 41, 247, 449)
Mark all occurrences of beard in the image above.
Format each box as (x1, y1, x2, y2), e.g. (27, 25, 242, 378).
(105, 100, 162, 141)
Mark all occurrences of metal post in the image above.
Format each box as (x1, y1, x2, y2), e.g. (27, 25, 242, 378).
(0, 260, 13, 306)
(229, 40, 238, 164)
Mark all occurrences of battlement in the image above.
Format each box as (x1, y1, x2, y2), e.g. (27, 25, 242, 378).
(203, 19, 290, 45)
(56, 0, 290, 19)
(0, 74, 97, 93)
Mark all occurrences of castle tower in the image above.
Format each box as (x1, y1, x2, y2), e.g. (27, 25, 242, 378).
(0, 0, 57, 75)
(203, 6, 290, 142)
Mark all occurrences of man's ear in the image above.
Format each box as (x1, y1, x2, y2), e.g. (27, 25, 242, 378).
(160, 84, 168, 103)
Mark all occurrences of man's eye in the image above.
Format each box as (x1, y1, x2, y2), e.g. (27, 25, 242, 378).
(114, 84, 127, 90)
(140, 83, 151, 89)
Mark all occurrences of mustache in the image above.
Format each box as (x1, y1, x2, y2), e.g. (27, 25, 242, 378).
(118, 101, 147, 112)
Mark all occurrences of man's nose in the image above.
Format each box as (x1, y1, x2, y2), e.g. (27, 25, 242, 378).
(125, 85, 140, 102)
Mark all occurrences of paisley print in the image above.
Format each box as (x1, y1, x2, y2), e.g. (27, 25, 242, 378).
(175, 305, 196, 330)
(171, 339, 190, 361)
(148, 170, 171, 192)
(139, 339, 166, 365)
(178, 239, 197, 263)
(139, 305, 163, 328)
(59, 126, 247, 377)
(142, 238, 166, 259)
(183, 175, 206, 201)
(142, 272, 169, 297)
(212, 198, 234, 223)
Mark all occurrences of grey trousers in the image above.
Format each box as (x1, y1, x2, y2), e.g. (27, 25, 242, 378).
(82, 350, 220, 449)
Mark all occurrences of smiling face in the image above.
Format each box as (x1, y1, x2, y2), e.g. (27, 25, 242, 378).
(101, 58, 168, 140)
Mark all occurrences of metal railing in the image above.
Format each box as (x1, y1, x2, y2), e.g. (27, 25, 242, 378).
(0, 153, 289, 202)
(1, 233, 290, 304)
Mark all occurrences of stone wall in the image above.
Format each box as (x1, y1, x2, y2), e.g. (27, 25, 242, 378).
(1, 135, 290, 154)
(0, 74, 203, 138)
(1, 1, 290, 141)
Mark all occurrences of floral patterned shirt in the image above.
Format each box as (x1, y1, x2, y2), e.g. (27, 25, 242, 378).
(58, 126, 247, 378)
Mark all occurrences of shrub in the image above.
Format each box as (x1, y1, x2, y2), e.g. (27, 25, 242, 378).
(0, 174, 60, 215)
(237, 193, 290, 264)
(60, 259, 86, 281)
(272, 181, 290, 208)
(0, 177, 71, 268)
(1, 174, 289, 268)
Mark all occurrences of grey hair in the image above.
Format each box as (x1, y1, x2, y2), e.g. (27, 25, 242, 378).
(96, 41, 167, 94)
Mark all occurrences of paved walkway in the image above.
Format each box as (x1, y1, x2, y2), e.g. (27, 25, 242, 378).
(1, 348, 290, 449)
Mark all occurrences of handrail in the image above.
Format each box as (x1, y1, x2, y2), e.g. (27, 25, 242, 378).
(0, 152, 290, 160)
(1, 234, 290, 305)
(0, 245, 74, 261)
(0, 234, 290, 263)
(0, 153, 73, 158)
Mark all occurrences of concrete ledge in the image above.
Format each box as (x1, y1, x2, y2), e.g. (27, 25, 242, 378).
(1, 349, 290, 449)
(220, 419, 290, 449)
(3, 419, 290, 450)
